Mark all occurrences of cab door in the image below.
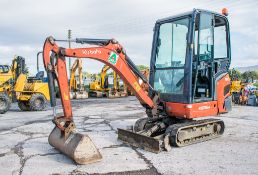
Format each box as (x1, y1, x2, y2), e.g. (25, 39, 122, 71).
(193, 12, 215, 102)
(151, 17, 191, 103)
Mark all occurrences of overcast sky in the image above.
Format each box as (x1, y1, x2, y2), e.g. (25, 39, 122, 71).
(0, 0, 257, 75)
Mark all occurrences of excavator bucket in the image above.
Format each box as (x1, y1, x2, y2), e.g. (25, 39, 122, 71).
(48, 126, 102, 164)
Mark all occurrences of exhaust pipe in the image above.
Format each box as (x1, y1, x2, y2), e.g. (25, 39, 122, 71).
(48, 126, 102, 164)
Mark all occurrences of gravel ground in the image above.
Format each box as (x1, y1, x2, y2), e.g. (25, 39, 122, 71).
(0, 96, 257, 175)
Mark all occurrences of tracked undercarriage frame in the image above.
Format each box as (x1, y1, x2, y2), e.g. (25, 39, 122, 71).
(118, 116, 225, 153)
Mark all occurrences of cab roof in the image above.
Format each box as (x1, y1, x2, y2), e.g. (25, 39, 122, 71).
(156, 9, 227, 24)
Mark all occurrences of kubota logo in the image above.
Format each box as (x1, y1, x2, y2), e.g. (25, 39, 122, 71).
(198, 106, 210, 110)
(82, 49, 101, 55)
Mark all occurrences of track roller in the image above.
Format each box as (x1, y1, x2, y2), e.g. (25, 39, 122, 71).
(166, 118, 225, 147)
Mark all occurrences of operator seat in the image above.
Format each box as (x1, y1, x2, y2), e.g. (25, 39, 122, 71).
(36, 71, 44, 80)
(27, 71, 44, 82)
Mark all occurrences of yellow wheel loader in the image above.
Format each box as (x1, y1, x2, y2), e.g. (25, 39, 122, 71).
(0, 54, 50, 113)
(0, 64, 14, 113)
(16, 72, 50, 111)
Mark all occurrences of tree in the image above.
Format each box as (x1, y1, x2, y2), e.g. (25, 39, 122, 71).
(137, 65, 149, 71)
(250, 71, 258, 83)
(242, 71, 250, 83)
(82, 72, 92, 79)
(242, 71, 258, 83)
(229, 68, 241, 81)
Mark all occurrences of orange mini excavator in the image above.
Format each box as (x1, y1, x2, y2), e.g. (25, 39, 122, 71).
(43, 9, 232, 164)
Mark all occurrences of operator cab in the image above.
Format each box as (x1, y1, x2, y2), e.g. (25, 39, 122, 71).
(0, 65, 10, 73)
(150, 9, 231, 104)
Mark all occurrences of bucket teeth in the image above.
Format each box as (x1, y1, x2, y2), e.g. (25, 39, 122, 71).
(49, 126, 102, 164)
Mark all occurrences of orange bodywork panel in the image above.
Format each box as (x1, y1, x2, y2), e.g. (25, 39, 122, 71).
(165, 101, 218, 119)
(217, 74, 231, 113)
(165, 74, 231, 119)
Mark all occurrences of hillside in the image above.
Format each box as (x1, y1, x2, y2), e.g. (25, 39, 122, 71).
(234, 65, 258, 73)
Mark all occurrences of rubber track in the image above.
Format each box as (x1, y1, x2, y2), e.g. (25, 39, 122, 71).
(167, 118, 225, 147)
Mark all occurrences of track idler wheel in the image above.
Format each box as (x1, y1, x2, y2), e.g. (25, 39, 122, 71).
(48, 126, 102, 164)
(133, 118, 148, 132)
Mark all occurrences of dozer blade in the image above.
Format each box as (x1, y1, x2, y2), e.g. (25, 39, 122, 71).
(117, 128, 162, 153)
(48, 126, 102, 164)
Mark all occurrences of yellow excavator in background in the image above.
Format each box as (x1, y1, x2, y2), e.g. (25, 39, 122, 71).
(89, 65, 127, 98)
(0, 54, 50, 113)
(122, 68, 149, 96)
(69, 58, 88, 99)
(139, 68, 150, 93)
(89, 65, 111, 97)
(110, 69, 128, 98)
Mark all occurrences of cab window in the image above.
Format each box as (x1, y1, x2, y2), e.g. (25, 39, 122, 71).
(214, 17, 227, 58)
(154, 18, 189, 94)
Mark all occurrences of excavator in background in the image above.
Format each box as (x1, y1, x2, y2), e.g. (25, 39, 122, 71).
(124, 68, 149, 96)
(43, 8, 231, 164)
(115, 73, 130, 97)
(69, 58, 88, 99)
(89, 65, 111, 97)
(89, 65, 127, 98)
(139, 68, 150, 93)
(0, 54, 50, 113)
(112, 69, 128, 98)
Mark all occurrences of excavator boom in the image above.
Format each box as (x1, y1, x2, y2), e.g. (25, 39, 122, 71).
(43, 36, 156, 164)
